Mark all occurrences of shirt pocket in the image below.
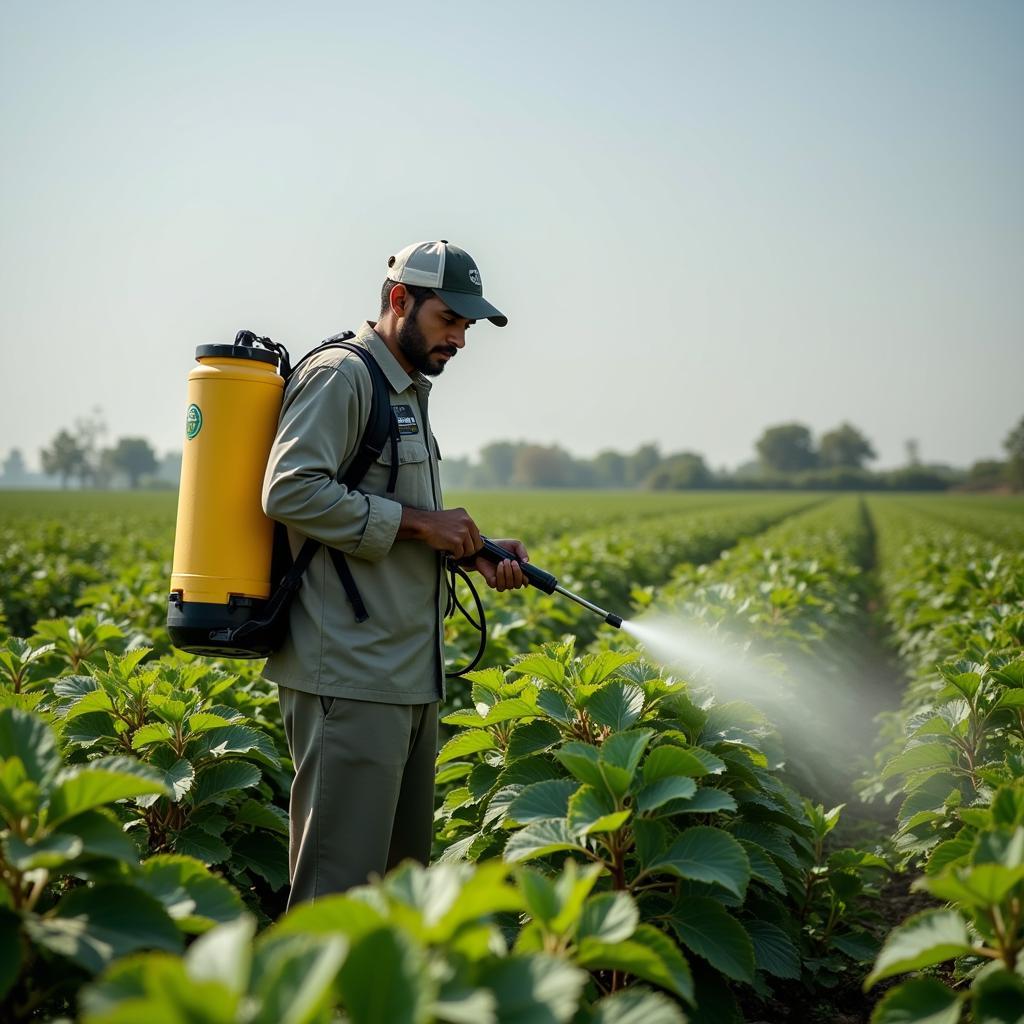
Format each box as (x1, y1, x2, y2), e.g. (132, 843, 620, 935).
(375, 439, 433, 508)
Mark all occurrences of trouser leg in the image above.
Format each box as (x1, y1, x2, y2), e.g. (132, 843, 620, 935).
(386, 702, 439, 872)
(277, 686, 437, 909)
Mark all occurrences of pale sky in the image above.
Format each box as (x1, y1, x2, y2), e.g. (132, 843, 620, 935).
(1, 0, 1021, 472)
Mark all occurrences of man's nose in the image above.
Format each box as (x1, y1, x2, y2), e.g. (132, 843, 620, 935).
(449, 327, 467, 348)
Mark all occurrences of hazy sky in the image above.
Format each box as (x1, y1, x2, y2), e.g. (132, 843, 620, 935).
(2, 0, 1021, 471)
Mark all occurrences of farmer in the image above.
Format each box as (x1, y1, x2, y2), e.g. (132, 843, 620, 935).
(262, 240, 527, 907)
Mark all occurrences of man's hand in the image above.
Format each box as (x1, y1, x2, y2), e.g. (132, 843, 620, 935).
(399, 507, 483, 560)
(471, 538, 530, 592)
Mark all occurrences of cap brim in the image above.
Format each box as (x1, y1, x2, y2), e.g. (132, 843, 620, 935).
(434, 289, 508, 327)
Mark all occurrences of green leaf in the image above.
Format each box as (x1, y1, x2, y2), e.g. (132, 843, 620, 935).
(648, 827, 751, 899)
(578, 923, 694, 1004)
(670, 896, 755, 983)
(865, 910, 973, 988)
(870, 977, 962, 1024)
(973, 968, 1024, 1024)
(0, 909, 22, 1002)
(590, 989, 689, 1024)
(745, 920, 800, 980)
(25, 883, 182, 973)
(338, 926, 430, 1024)
(644, 745, 716, 782)
(185, 913, 255, 993)
(46, 757, 168, 826)
(601, 729, 654, 776)
(923, 863, 1024, 909)
(882, 743, 958, 782)
(137, 854, 245, 933)
(173, 825, 231, 865)
(503, 819, 591, 863)
(190, 724, 281, 769)
(185, 712, 235, 734)
(741, 841, 786, 894)
(437, 729, 496, 766)
(517, 868, 560, 926)
(637, 776, 698, 813)
(511, 654, 567, 686)
(250, 932, 348, 1024)
(131, 723, 174, 749)
(235, 798, 289, 834)
(506, 720, 562, 761)
(556, 742, 606, 789)
(58, 808, 140, 866)
(231, 832, 289, 890)
(483, 954, 588, 1024)
(508, 779, 579, 825)
(536, 688, 574, 724)
(672, 788, 737, 815)
(568, 785, 631, 835)
(585, 682, 645, 731)
(443, 698, 536, 729)
(191, 761, 261, 807)
(0, 707, 61, 787)
(578, 891, 639, 944)
(4, 831, 83, 871)
(579, 651, 638, 686)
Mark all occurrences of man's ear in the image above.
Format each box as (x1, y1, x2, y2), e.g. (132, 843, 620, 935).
(389, 283, 409, 318)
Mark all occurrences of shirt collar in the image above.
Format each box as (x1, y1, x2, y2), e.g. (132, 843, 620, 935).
(356, 322, 415, 394)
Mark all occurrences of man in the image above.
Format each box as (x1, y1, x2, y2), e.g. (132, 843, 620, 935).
(262, 240, 527, 906)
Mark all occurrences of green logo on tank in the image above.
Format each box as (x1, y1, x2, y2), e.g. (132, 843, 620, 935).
(185, 404, 203, 440)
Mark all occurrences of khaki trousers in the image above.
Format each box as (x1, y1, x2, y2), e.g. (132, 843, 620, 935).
(278, 686, 438, 908)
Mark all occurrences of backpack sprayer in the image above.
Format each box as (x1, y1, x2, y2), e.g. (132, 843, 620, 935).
(167, 330, 623, 669)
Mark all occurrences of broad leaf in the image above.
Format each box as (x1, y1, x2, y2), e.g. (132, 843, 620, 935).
(503, 820, 591, 863)
(578, 891, 639, 944)
(26, 883, 182, 973)
(137, 854, 245, 932)
(590, 989, 689, 1024)
(870, 977, 962, 1024)
(437, 730, 495, 766)
(866, 910, 972, 988)
(744, 920, 800, 979)
(509, 779, 579, 825)
(191, 761, 261, 807)
(578, 923, 694, 1004)
(585, 682, 645, 730)
(0, 707, 60, 787)
(670, 896, 755, 983)
(648, 827, 751, 899)
(46, 758, 168, 826)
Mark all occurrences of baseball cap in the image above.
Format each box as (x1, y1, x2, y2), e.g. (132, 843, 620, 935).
(387, 240, 508, 327)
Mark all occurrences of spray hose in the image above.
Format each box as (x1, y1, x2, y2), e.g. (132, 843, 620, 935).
(445, 536, 623, 677)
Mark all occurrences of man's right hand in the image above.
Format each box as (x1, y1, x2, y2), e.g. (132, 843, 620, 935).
(399, 507, 483, 560)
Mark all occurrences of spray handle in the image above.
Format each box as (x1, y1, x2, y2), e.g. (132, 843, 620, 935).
(477, 537, 558, 594)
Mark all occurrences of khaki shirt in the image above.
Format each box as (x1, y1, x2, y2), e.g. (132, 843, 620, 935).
(261, 323, 446, 704)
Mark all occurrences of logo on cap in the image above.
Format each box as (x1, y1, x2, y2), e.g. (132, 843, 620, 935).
(468, 269, 481, 286)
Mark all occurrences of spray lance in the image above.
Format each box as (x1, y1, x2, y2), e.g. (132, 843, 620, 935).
(444, 537, 623, 676)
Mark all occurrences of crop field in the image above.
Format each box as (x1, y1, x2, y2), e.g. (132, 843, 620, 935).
(1, 489, 1022, 1023)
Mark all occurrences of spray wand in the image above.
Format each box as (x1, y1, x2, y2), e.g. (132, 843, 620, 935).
(445, 537, 624, 677)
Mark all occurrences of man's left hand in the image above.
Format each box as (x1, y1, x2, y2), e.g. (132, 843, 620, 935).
(471, 539, 530, 592)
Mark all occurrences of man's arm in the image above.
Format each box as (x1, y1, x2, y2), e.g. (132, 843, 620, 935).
(262, 362, 401, 562)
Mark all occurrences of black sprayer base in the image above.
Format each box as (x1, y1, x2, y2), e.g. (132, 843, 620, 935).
(167, 595, 277, 658)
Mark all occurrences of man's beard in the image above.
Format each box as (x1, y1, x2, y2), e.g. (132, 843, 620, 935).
(397, 311, 456, 377)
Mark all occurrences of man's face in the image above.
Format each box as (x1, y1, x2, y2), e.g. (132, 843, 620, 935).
(397, 294, 475, 377)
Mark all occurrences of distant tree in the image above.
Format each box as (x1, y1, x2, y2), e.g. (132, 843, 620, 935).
(819, 423, 877, 469)
(74, 408, 108, 486)
(646, 452, 713, 490)
(592, 450, 627, 488)
(513, 445, 576, 487)
(2, 449, 27, 483)
(966, 460, 1008, 491)
(755, 423, 817, 473)
(108, 437, 158, 488)
(1005, 415, 1024, 491)
(905, 439, 921, 467)
(478, 441, 522, 487)
(439, 455, 473, 490)
(40, 430, 87, 488)
(624, 444, 661, 486)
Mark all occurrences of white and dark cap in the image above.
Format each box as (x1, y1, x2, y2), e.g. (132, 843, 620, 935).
(387, 240, 507, 327)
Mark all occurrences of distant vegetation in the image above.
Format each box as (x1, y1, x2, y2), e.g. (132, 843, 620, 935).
(3, 413, 1022, 492)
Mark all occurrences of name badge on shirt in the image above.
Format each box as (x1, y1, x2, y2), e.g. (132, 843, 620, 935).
(393, 404, 419, 435)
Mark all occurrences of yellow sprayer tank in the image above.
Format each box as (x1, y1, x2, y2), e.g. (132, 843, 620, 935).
(168, 341, 285, 657)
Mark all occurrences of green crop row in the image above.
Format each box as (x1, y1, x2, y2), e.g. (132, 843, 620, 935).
(860, 498, 1024, 1022)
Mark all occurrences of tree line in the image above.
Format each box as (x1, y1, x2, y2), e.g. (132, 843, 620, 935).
(441, 417, 1024, 492)
(4, 414, 1022, 492)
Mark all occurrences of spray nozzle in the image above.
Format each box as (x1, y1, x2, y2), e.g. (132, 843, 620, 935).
(476, 537, 624, 629)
